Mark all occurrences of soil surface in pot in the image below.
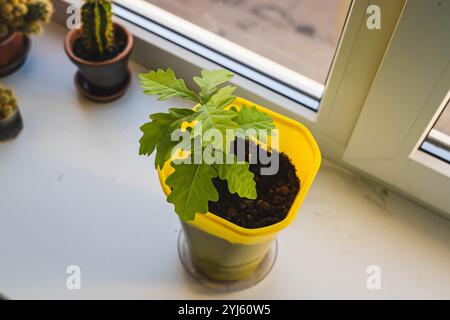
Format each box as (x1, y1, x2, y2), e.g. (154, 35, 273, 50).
(209, 140, 300, 229)
(73, 26, 127, 62)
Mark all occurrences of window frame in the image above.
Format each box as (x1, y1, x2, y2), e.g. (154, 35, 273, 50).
(420, 97, 450, 165)
(344, 0, 450, 216)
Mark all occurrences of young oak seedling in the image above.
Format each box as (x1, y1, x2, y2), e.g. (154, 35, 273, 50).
(139, 68, 275, 220)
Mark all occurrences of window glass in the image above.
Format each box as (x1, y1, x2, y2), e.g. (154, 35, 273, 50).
(421, 94, 450, 164)
(145, 0, 352, 85)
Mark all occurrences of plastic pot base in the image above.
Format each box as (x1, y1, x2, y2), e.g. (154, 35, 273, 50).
(178, 230, 278, 292)
(0, 109, 23, 141)
(75, 70, 131, 103)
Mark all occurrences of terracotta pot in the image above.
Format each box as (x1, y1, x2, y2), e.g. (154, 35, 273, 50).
(0, 33, 31, 77)
(64, 23, 134, 102)
(0, 108, 23, 141)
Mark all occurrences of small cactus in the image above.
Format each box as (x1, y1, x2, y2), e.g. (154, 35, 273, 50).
(0, 0, 53, 39)
(0, 84, 18, 120)
(81, 0, 114, 57)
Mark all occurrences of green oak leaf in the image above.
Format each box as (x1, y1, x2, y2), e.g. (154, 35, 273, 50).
(193, 69, 234, 103)
(139, 121, 163, 157)
(139, 68, 199, 102)
(166, 163, 219, 220)
(139, 108, 195, 169)
(154, 139, 180, 170)
(233, 105, 275, 131)
(208, 85, 237, 109)
(192, 104, 238, 150)
(233, 105, 275, 141)
(214, 157, 257, 199)
(193, 104, 239, 136)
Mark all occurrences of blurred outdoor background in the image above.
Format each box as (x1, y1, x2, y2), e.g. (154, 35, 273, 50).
(146, 0, 351, 84)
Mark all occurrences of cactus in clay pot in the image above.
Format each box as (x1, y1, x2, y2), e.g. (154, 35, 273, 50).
(0, 83, 22, 141)
(0, 84, 17, 120)
(0, 0, 53, 39)
(81, 0, 114, 57)
(64, 0, 133, 101)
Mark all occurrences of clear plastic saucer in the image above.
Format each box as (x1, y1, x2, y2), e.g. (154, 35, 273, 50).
(178, 230, 278, 292)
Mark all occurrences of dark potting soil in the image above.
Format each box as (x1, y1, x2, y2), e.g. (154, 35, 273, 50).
(73, 26, 127, 62)
(209, 140, 300, 229)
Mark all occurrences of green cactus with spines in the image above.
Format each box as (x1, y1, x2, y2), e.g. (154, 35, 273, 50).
(81, 0, 114, 57)
(0, 84, 18, 120)
(0, 0, 53, 39)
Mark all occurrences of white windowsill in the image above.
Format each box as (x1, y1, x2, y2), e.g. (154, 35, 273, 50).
(0, 23, 449, 300)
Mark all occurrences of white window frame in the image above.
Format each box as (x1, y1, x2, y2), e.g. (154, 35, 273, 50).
(416, 94, 450, 172)
(344, 0, 450, 216)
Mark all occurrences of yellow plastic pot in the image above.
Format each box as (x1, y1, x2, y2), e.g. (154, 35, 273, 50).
(158, 97, 321, 281)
